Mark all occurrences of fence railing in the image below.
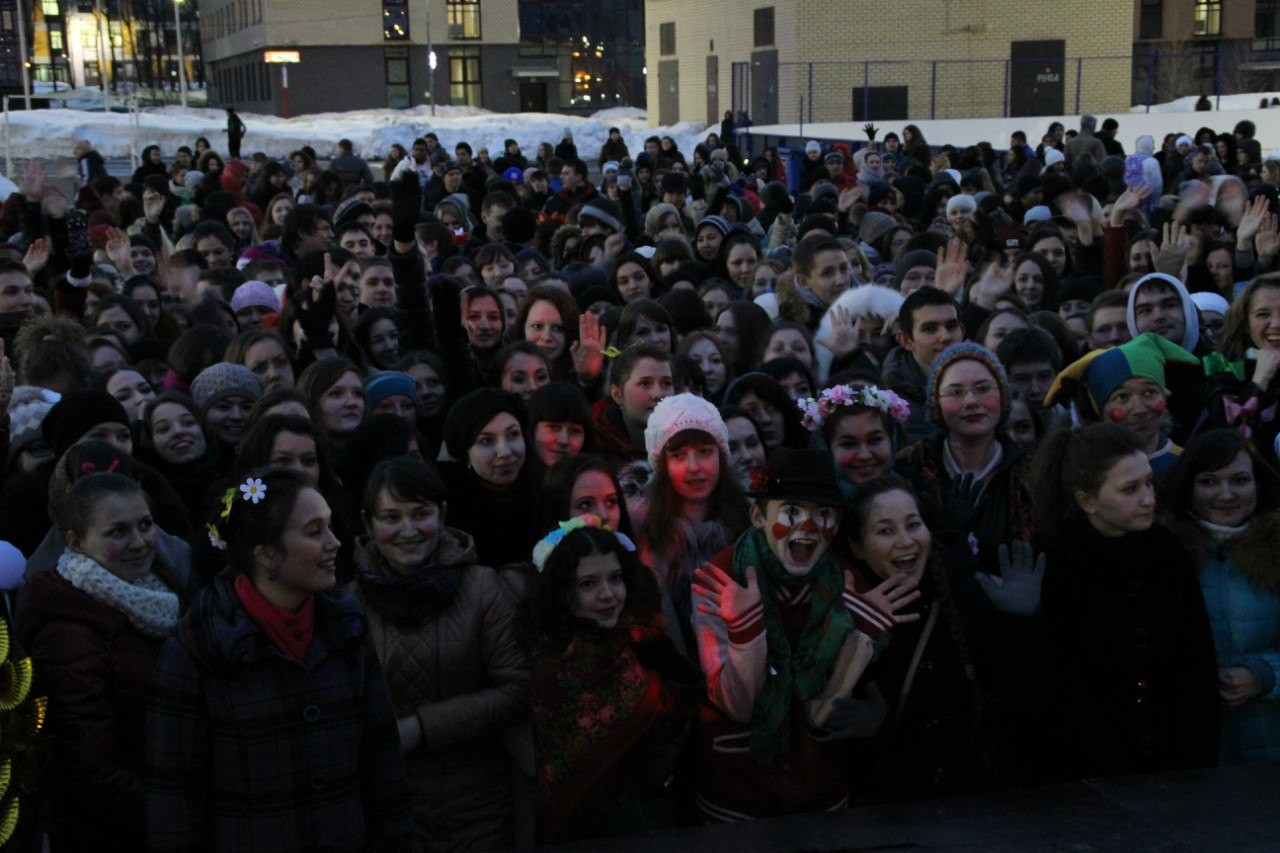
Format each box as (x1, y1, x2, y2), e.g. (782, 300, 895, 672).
(732, 50, 1247, 128)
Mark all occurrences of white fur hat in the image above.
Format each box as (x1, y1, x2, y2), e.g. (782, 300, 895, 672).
(644, 392, 730, 468)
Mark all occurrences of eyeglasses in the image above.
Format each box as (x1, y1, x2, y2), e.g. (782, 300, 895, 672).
(939, 381, 998, 402)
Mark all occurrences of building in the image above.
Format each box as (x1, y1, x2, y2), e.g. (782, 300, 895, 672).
(201, 0, 645, 116)
(645, 0, 1136, 127)
(0, 0, 200, 99)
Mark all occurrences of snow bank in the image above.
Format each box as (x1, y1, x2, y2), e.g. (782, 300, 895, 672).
(1, 99, 709, 169)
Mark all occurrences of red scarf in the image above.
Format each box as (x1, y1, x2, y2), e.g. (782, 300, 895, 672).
(234, 573, 316, 661)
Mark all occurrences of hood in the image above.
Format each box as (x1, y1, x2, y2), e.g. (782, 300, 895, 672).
(1136, 135, 1155, 156)
(1126, 272, 1200, 354)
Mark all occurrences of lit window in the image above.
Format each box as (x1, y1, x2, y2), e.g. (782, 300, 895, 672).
(447, 0, 481, 39)
(384, 0, 408, 40)
(1195, 0, 1222, 36)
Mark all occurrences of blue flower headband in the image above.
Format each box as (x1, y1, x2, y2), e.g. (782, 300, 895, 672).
(531, 514, 636, 572)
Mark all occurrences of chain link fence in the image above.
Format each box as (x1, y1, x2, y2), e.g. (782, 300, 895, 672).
(733, 52, 1243, 128)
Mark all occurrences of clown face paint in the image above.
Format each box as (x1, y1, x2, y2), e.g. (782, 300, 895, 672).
(752, 499, 840, 577)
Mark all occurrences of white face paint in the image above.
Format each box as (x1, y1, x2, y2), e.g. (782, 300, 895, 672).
(753, 499, 840, 577)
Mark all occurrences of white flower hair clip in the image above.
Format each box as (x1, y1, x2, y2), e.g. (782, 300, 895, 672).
(240, 477, 267, 504)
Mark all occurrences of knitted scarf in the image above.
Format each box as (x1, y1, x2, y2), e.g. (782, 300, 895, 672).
(56, 550, 179, 639)
(732, 527, 852, 752)
(356, 558, 465, 629)
(233, 572, 315, 661)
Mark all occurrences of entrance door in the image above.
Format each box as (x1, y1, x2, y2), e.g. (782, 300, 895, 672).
(519, 81, 547, 113)
(1010, 40, 1064, 117)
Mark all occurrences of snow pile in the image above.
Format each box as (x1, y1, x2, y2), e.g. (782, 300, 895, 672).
(1, 100, 710, 167)
(1131, 92, 1280, 114)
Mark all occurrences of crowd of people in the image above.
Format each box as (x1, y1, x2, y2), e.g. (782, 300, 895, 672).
(0, 109, 1276, 851)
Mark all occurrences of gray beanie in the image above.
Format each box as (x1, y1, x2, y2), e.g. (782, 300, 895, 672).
(190, 363, 263, 415)
(6, 386, 60, 462)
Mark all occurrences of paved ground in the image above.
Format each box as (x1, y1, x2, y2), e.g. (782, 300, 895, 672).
(542, 765, 1274, 852)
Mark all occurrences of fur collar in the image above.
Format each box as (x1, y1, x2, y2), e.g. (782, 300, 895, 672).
(1170, 508, 1280, 592)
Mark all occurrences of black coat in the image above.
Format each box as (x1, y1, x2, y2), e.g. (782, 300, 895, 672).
(1041, 520, 1220, 777)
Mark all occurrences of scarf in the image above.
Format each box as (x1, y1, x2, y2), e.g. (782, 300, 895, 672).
(356, 558, 465, 629)
(234, 572, 315, 661)
(733, 527, 852, 753)
(792, 280, 829, 310)
(858, 165, 885, 185)
(56, 550, 179, 639)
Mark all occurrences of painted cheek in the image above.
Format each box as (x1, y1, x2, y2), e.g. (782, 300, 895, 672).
(374, 524, 398, 543)
(771, 522, 793, 541)
(1109, 407, 1127, 423)
(1153, 398, 1167, 414)
(104, 542, 122, 558)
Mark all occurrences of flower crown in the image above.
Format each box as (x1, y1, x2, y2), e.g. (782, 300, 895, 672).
(531, 514, 637, 572)
(798, 384, 910, 431)
(206, 477, 268, 551)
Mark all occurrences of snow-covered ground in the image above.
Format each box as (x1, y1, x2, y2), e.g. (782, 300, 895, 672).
(749, 92, 1280, 158)
(0, 96, 710, 172)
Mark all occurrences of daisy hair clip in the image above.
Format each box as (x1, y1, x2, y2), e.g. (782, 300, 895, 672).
(208, 477, 270, 550)
(531, 514, 636, 572)
(798, 384, 911, 431)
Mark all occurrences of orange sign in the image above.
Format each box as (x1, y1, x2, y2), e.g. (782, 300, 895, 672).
(263, 51, 301, 64)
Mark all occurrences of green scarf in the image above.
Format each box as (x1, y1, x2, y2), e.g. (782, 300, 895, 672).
(732, 526, 853, 753)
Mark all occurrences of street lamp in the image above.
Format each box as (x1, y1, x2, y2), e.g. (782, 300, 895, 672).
(174, 0, 188, 111)
(426, 5, 436, 116)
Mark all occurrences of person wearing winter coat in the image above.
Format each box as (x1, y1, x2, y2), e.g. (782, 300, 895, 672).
(1034, 423, 1220, 778)
(598, 127, 630, 168)
(145, 467, 416, 852)
(1164, 430, 1280, 765)
(18, 473, 189, 852)
(353, 459, 529, 850)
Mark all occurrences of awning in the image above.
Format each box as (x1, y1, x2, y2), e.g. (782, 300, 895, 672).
(511, 67, 559, 78)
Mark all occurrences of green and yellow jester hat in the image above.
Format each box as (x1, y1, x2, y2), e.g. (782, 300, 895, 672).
(1044, 331, 1201, 417)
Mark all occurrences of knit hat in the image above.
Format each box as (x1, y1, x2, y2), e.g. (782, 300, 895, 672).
(1175, 134, 1193, 149)
(1023, 205, 1052, 225)
(523, 167, 542, 184)
(946, 194, 976, 217)
(894, 249, 937, 290)
(1041, 148, 1065, 173)
(1045, 332, 1200, 415)
(602, 161, 620, 174)
(7, 386, 60, 462)
(824, 151, 844, 165)
(237, 243, 286, 269)
(760, 181, 793, 214)
(805, 140, 822, 154)
(129, 233, 157, 252)
(644, 392, 730, 468)
(442, 160, 462, 174)
(443, 388, 528, 463)
(865, 181, 894, 207)
(333, 198, 373, 229)
(42, 389, 130, 457)
(1190, 291, 1230, 317)
(579, 197, 623, 234)
(230, 280, 281, 314)
(502, 166, 525, 184)
(364, 371, 418, 412)
(747, 447, 845, 506)
(189, 363, 263, 415)
(925, 342, 1011, 426)
(994, 222, 1028, 252)
(858, 211, 896, 247)
(696, 214, 732, 237)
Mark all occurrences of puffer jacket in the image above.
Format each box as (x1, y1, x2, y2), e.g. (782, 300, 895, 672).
(145, 571, 415, 853)
(18, 570, 174, 852)
(352, 530, 529, 851)
(1173, 510, 1280, 765)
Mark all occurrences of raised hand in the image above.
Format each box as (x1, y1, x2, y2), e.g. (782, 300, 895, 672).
(862, 123, 879, 142)
(570, 310, 607, 383)
(969, 256, 1013, 309)
(1109, 184, 1153, 226)
(693, 562, 761, 628)
(975, 540, 1045, 615)
(18, 160, 45, 200)
(933, 237, 968, 298)
(855, 571, 922, 625)
(22, 237, 49, 277)
(142, 187, 166, 223)
(105, 226, 134, 275)
(816, 303, 859, 356)
(1236, 194, 1270, 247)
(1255, 213, 1280, 260)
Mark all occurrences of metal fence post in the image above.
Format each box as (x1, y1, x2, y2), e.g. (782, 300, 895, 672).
(1002, 59, 1009, 118)
(1075, 57, 1083, 114)
(807, 62, 814, 125)
(930, 61, 937, 120)
(1152, 52, 1162, 112)
(1215, 49, 1223, 110)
